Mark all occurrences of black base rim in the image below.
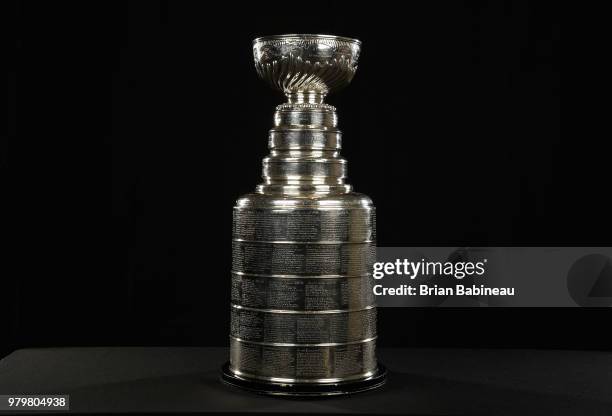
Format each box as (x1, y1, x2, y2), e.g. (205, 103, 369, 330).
(220, 362, 387, 397)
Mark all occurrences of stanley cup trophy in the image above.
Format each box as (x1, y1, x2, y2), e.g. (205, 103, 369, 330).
(221, 34, 386, 396)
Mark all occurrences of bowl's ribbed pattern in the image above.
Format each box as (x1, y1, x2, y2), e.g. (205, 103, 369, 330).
(253, 36, 360, 96)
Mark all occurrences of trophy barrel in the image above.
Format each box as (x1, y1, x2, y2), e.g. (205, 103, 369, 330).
(221, 34, 386, 396)
(223, 192, 386, 395)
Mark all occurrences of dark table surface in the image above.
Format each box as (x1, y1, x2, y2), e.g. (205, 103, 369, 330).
(0, 347, 610, 415)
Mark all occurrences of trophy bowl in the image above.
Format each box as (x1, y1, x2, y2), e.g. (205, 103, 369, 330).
(253, 34, 361, 98)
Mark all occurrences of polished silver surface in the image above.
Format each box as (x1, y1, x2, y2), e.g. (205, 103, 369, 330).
(225, 34, 384, 395)
(253, 34, 360, 97)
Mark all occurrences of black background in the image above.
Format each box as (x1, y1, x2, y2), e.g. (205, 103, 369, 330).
(6, 1, 608, 359)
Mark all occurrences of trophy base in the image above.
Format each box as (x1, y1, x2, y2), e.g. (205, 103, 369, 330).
(220, 362, 387, 397)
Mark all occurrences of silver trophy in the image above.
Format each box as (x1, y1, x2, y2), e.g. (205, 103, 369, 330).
(221, 34, 386, 396)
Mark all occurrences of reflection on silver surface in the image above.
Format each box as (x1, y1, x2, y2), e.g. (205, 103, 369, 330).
(229, 337, 377, 381)
(223, 34, 385, 395)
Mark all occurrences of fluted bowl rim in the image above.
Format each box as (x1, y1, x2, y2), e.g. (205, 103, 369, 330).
(253, 34, 361, 46)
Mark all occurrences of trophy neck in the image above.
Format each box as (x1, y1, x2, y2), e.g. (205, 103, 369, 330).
(256, 101, 352, 197)
(286, 92, 326, 105)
